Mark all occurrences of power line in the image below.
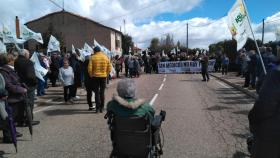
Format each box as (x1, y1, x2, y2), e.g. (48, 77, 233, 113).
(48, 0, 63, 10)
(98, 0, 167, 23)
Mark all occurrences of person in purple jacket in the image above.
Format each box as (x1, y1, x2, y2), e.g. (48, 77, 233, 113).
(0, 53, 27, 127)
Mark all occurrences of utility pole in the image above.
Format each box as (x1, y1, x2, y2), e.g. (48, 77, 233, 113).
(123, 19, 126, 35)
(261, 18, 264, 45)
(186, 23, 188, 54)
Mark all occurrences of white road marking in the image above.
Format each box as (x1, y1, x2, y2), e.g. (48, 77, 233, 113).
(149, 94, 158, 106)
(158, 83, 164, 91)
(163, 78, 166, 82)
(216, 81, 230, 88)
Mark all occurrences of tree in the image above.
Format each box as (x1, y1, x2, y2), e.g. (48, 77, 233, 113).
(149, 38, 160, 53)
(122, 34, 134, 55)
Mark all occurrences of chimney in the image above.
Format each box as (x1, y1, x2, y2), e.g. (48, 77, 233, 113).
(15, 16, 20, 38)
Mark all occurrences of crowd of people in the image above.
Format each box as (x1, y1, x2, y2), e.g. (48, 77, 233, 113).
(234, 47, 278, 93)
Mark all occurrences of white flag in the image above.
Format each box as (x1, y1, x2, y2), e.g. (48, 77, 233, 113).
(83, 43, 93, 56)
(2, 24, 25, 44)
(20, 25, 43, 44)
(72, 44, 76, 54)
(0, 40, 6, 53)
(171, 48, 176, 54)
(47, 35, 60, 53)
(227, 0, 251, 50)
(30, 52, 48, 82)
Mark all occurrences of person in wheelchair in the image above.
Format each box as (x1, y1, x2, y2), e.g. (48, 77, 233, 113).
(106, 79, 165, 157)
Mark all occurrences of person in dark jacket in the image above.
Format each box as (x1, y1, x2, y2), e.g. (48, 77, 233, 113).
(14, 49, 40, 125)
(50, 52, 60, 87)
(83, 55, 94, 110)
(256, 47, 277, 93)
(248, 64, 280, 158)
(201, 54, 210, 81)
(0, 53, 27, 127)
(248, 50, 257, 89)
(69, 51, 82, 100)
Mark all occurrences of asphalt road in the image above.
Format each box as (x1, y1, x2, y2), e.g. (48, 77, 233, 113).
(0, 73, 254, 158)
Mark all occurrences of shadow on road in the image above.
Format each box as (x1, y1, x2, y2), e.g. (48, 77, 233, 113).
(180, 79, 202, 82)
(232, 151, 250, 158)
(43, 109, 96, 116)
(205, 105, 232, 111)
(0, 150, 10, 158)
(231, 133, 250, 139)
(233, 110, 250, 116)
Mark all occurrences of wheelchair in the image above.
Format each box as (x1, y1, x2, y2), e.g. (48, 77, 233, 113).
(105, 110, 166, 158)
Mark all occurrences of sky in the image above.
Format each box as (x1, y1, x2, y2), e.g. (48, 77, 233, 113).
(0, 0, 279, 49)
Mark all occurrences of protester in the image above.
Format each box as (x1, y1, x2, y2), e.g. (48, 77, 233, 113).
(0, 56, 13, 143)
(69, 51, 82, 100)
(241, 53, 250, 88)
(114, 55, 122, 78)
(248, 50, 257, 90)
(49, 52, 60, 87)
(59, 59, 74, 104)
(83, 55, 94, 110)
(0, 53, 27, 129)
(124, 55, 130, 77)
(200, 54, 210, 81)
(248, 64, 280, 158)
(88, 46, 111, 113)
(221, 54, 229, 75)
(42, 55, 50, 89)
(37, 53, 47, 96)
(14, 49, 40, 125)
(107, 78, 154, 120)
(256, 47, 277, 93)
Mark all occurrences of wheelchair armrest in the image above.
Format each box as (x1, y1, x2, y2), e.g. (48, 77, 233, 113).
(152, 115, 163, 128)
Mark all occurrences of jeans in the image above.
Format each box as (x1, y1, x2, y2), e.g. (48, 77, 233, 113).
(221, 65, 228, 75)
(250, 72, 256, 88)
(27, 89, 35, 119)
(91, 77, 106, 110)
(37, 79, 45, 96)
(63, 85, 74, 102)
(201, 69, 210, 81)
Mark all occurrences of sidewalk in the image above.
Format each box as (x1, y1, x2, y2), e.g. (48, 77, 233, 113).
(211, 72, 258, 99)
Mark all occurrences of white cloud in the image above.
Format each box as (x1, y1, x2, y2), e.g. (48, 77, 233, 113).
(0, 0, 279, 49)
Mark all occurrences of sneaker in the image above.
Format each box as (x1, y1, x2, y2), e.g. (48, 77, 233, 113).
(88, 106, 94, 111)
(75, 96, 80, 99)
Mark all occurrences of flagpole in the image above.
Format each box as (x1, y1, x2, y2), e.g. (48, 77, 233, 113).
(241, 0, 267, 75)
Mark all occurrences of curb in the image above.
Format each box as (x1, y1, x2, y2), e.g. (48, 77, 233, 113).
(210, 74, 258, 99)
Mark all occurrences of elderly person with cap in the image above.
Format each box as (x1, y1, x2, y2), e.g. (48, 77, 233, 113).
(88, 46, 111, 113)
(106, 79, 154, 119)
(14, 49, 40, 125)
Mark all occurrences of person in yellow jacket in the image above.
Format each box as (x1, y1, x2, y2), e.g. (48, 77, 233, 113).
(88, 46, 112, 113)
